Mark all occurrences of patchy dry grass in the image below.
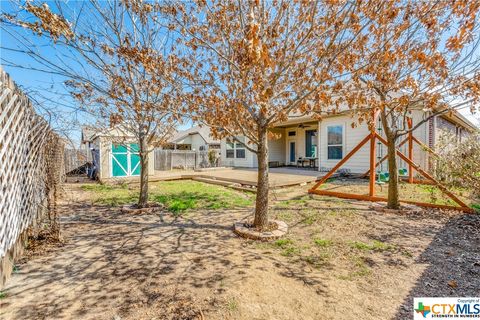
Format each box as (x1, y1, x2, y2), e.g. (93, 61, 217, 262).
(81, 180, 254, 213)
(318, 178, 476, 207)
(348, 240, 395, 251)
(313, 238, 333, 247)
(4, 181, 479, 320)
(275, 177, 479, 211)
(255, 191, 417, 282)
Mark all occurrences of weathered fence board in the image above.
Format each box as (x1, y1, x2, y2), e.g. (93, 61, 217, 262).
(64, 149, 88, 174)
(0, 67, 65, 287)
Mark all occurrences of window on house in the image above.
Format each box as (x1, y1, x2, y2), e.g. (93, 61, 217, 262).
(305, 130, 317, 158)
(235, 144, 246, 158)
(226, 137, 246, 159)
(288, 131, 296, 137)
(226, 141, 235, 158)
(327, 125, 343, 159)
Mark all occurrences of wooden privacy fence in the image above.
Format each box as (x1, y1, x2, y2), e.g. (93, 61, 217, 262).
(0, 67, 65, 287)
(154, 149, 221, 171)
(64, 148, 88, 175)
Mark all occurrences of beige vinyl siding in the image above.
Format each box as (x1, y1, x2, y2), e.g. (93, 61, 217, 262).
(409, 110, 429, 171)
(295, 127, 307, 159)
(218, 110, 436, 171)
(220, 138, 256, 168)
(189, 134, 208, 151)
(318, 115, 370, 174)
(316, 111, 430, 175)
(373, 110, 429, 173)
(267, 128, 286, 164)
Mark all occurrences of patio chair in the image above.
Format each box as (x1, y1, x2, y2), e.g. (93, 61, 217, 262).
(296, 157, 307, 168)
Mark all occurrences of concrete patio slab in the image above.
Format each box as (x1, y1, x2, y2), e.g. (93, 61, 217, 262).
(147, 167, 322, 188)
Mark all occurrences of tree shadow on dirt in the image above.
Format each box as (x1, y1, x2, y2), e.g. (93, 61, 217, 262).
(0, 198, 331, 320)
(393, 213, 480, 319)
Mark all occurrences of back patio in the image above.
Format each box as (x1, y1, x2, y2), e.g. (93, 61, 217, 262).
(146, 167, 322, 189)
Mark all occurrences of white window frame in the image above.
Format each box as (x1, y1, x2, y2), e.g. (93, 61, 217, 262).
(226, 137, 246, 159)
(327, 125, 344, 160)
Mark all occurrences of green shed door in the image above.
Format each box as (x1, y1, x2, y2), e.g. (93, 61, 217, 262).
(129, 144, 141, 176)
(111, 143, 141, 177)
(112, 144, 128, 177)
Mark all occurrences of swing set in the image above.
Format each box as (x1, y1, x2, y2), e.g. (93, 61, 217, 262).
(308, 110, 474, 213)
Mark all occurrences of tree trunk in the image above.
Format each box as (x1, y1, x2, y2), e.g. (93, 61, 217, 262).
(138, 135, 149, 208)
(254, 127, 269, 230)
(386, 134, 400, 209)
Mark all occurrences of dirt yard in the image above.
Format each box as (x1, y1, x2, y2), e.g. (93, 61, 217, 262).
(1, 180, 479, 320)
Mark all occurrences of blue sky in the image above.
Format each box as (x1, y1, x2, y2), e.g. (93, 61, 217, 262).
(0, 1, 193, 145)
(0, 1, 478, 147)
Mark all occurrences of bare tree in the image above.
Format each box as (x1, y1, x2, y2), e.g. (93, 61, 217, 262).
(2, 0, 180, 207)
(161, 0, 379, 229)
(342, 1, 480, 208)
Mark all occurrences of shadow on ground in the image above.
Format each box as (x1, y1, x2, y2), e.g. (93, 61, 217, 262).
(394, 213, 480, 319)
(0, 192, 329, 320)
(2, 182, 478, 320)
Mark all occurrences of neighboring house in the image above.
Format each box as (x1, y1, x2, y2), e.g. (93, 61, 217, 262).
(220, 109, 478, 174)
(163, 126, 220, 151)
(80, 126, 155, 180)
(80, 126, 97, 163)
(432, 112, 475, 146)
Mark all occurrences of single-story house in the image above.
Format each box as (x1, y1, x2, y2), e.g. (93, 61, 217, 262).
(81, 126, 155, 180)
(163, 126, 220, 151)
(220, 109, 478, 174)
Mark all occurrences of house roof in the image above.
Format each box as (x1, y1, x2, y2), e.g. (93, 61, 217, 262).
(274, 103, 478, 131)
(169, 125, 220, 145)
(81, 126, 98, 143)
(81, 125, 136, 142)
(440, 109, 479, 132)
